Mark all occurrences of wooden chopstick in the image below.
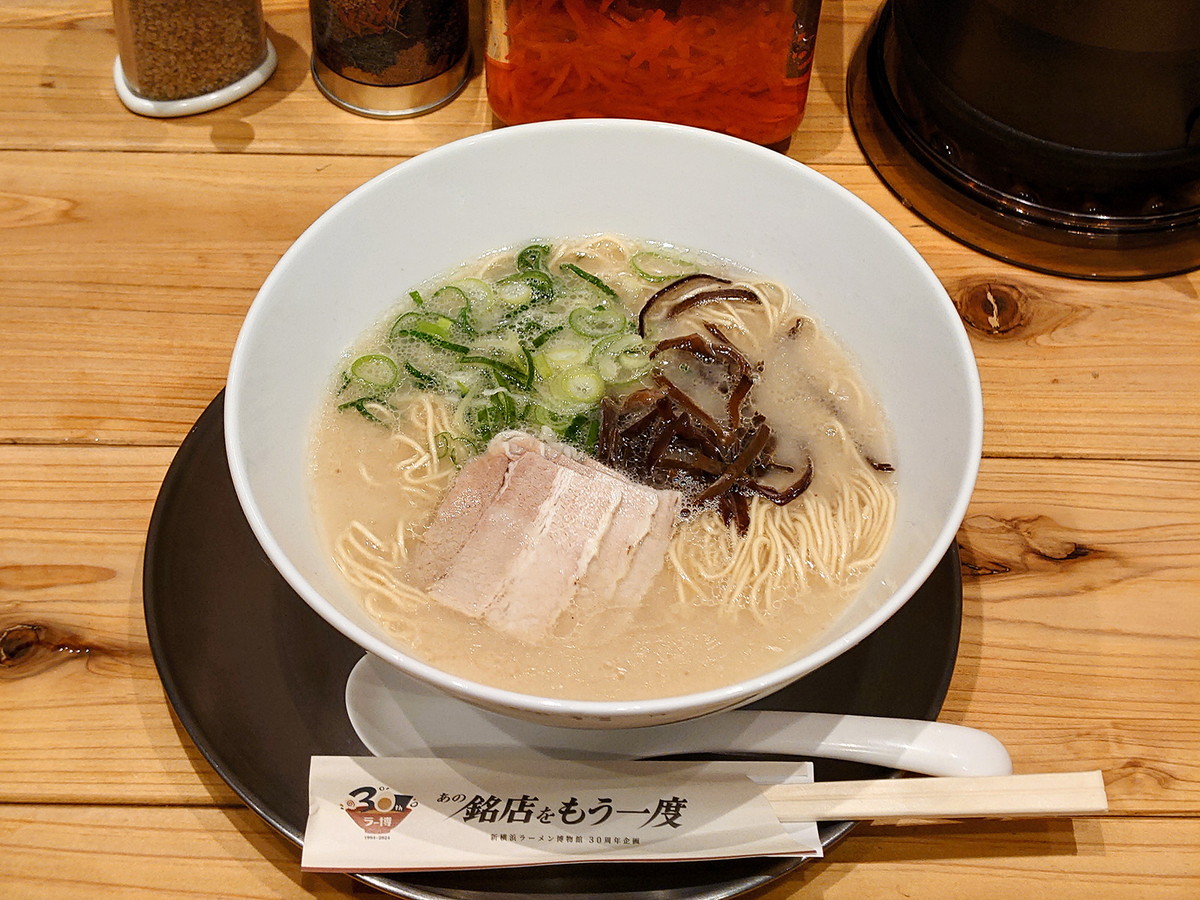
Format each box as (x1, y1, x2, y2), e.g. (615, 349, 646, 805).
(762, 771, 1108, 822)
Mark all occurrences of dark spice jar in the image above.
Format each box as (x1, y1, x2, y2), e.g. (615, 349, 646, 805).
(112, 0, 276, 116)
(310, 0, 471, 117)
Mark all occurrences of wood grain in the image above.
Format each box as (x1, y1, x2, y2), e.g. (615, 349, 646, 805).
(949, 458, 1200, 814)
(0, 445, 236, 803)
(761, 816, 1200, 900)
(2, 0, 1197, 894)
(2, 148, 1197, 454)
(0, 0, 870, 163)
(0, 805, 1194, 900)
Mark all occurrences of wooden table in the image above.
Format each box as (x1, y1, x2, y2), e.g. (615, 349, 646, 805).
(2, 1, 1197, 896)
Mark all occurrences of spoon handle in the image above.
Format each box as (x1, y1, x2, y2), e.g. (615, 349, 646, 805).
(686, 710, 1013, 777)
(762, 770, 1106, 821)
(346, 653, 1013, 776)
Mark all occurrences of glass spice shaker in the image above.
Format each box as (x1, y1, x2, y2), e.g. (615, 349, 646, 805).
(485, 0, 823, 146)
(309, 0, 471, 118)
(112, 0, 277, 117)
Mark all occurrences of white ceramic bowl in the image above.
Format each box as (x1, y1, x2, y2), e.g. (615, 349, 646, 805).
(226, 119, 982, 729)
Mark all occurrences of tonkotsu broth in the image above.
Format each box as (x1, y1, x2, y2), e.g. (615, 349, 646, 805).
(309, 236, 896, 700)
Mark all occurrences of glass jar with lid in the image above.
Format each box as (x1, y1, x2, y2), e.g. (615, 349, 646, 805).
(112, 0, 277, 117)
(484, 0, 823, 145)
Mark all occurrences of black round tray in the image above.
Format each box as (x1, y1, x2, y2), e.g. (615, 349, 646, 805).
(143, 391, 962, 899)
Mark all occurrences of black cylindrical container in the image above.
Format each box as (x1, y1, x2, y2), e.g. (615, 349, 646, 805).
(850, 0, 1200, 278)
(889, 0, 1200, 211)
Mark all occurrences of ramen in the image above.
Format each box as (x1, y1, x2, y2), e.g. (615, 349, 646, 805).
(309, 235, 896, 700)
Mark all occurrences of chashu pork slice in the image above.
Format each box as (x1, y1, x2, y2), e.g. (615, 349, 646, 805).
(575, 482, 677, 610)
(425, 447, 623, 638)
(410, 430, 682, 641)
(495, 430, 684, 611)
(481, 460, 625, 637)
(611, 490, 681, 605)
(413, 429, 621, 588)
(411, 430, 613, 592)
(494, 430, 612, 478)
(408, 445, 511, 587)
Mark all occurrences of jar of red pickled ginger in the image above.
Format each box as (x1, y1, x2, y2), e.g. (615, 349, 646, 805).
(484, 0, 823, 145)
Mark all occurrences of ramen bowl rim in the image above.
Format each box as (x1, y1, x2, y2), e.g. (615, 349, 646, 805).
(225, 118, 982, 728)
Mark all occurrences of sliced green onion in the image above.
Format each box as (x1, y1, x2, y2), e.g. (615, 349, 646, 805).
(591, 332, 653, 383)
(461, 333, 533, 389)
(534, 340, 593, 379)
(462, 389, 518, 440)
(568, 304, 626, 338)
(455, 305, 477, 337)
(360, 243, 671, 450)
(550, 365, 605, 406)
(445, 368, 488, 396)
(390, 310, 455, 341)
(400, 331, 469, 354)
(350, 353, 399, 391)
(497, 270, 553, 304)
(429, 285, 482, 338)
(434, 431, 478, 466)
(563, 412, 600, 451)
(495, 278, 533, 307)
(631, 250, 699, 282)
(403, 361, 438, 389)
(449, 278, 494, 308)
(561, 262, 619, 300)
(462, 356, 529, 389)
(431, 284, 470, 311)
(520, 343, 536, 389)
(530, 324, 564, 348)
(389, 311, 470, 354)
(338, 396, 391, 424)
(527, 402, 569, 429)
(517, 243, 552, 272)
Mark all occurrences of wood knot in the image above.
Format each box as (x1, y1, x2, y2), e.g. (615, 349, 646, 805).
(0, 623, 89, 678)
(954, 282, 1027, 335)
(958, 514, 1096, 579)
(1110, 758, 1174, 790)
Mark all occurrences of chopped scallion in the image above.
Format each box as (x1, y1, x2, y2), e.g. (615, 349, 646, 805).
(497, 270, 553, 304)
(561, 262, 619, 300)
(434, 431, 478, 466)
(531, 324, 564, 348)
(350, 353, 399, 391)
(631, 250, 698, 282)
(569, 305, 626, 338)
(516, 243, 552, 272)
(591, 333, 652, 383)
(403, 361, 438, 389)
(550, 365, 605, 406)
(338, 396, 391, 424)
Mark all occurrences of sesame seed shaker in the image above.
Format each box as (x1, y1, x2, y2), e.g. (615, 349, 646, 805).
(112, 0, 277, 117)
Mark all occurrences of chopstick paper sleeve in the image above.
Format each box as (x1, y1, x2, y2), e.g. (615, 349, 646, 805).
(302, 757, 822, 871)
